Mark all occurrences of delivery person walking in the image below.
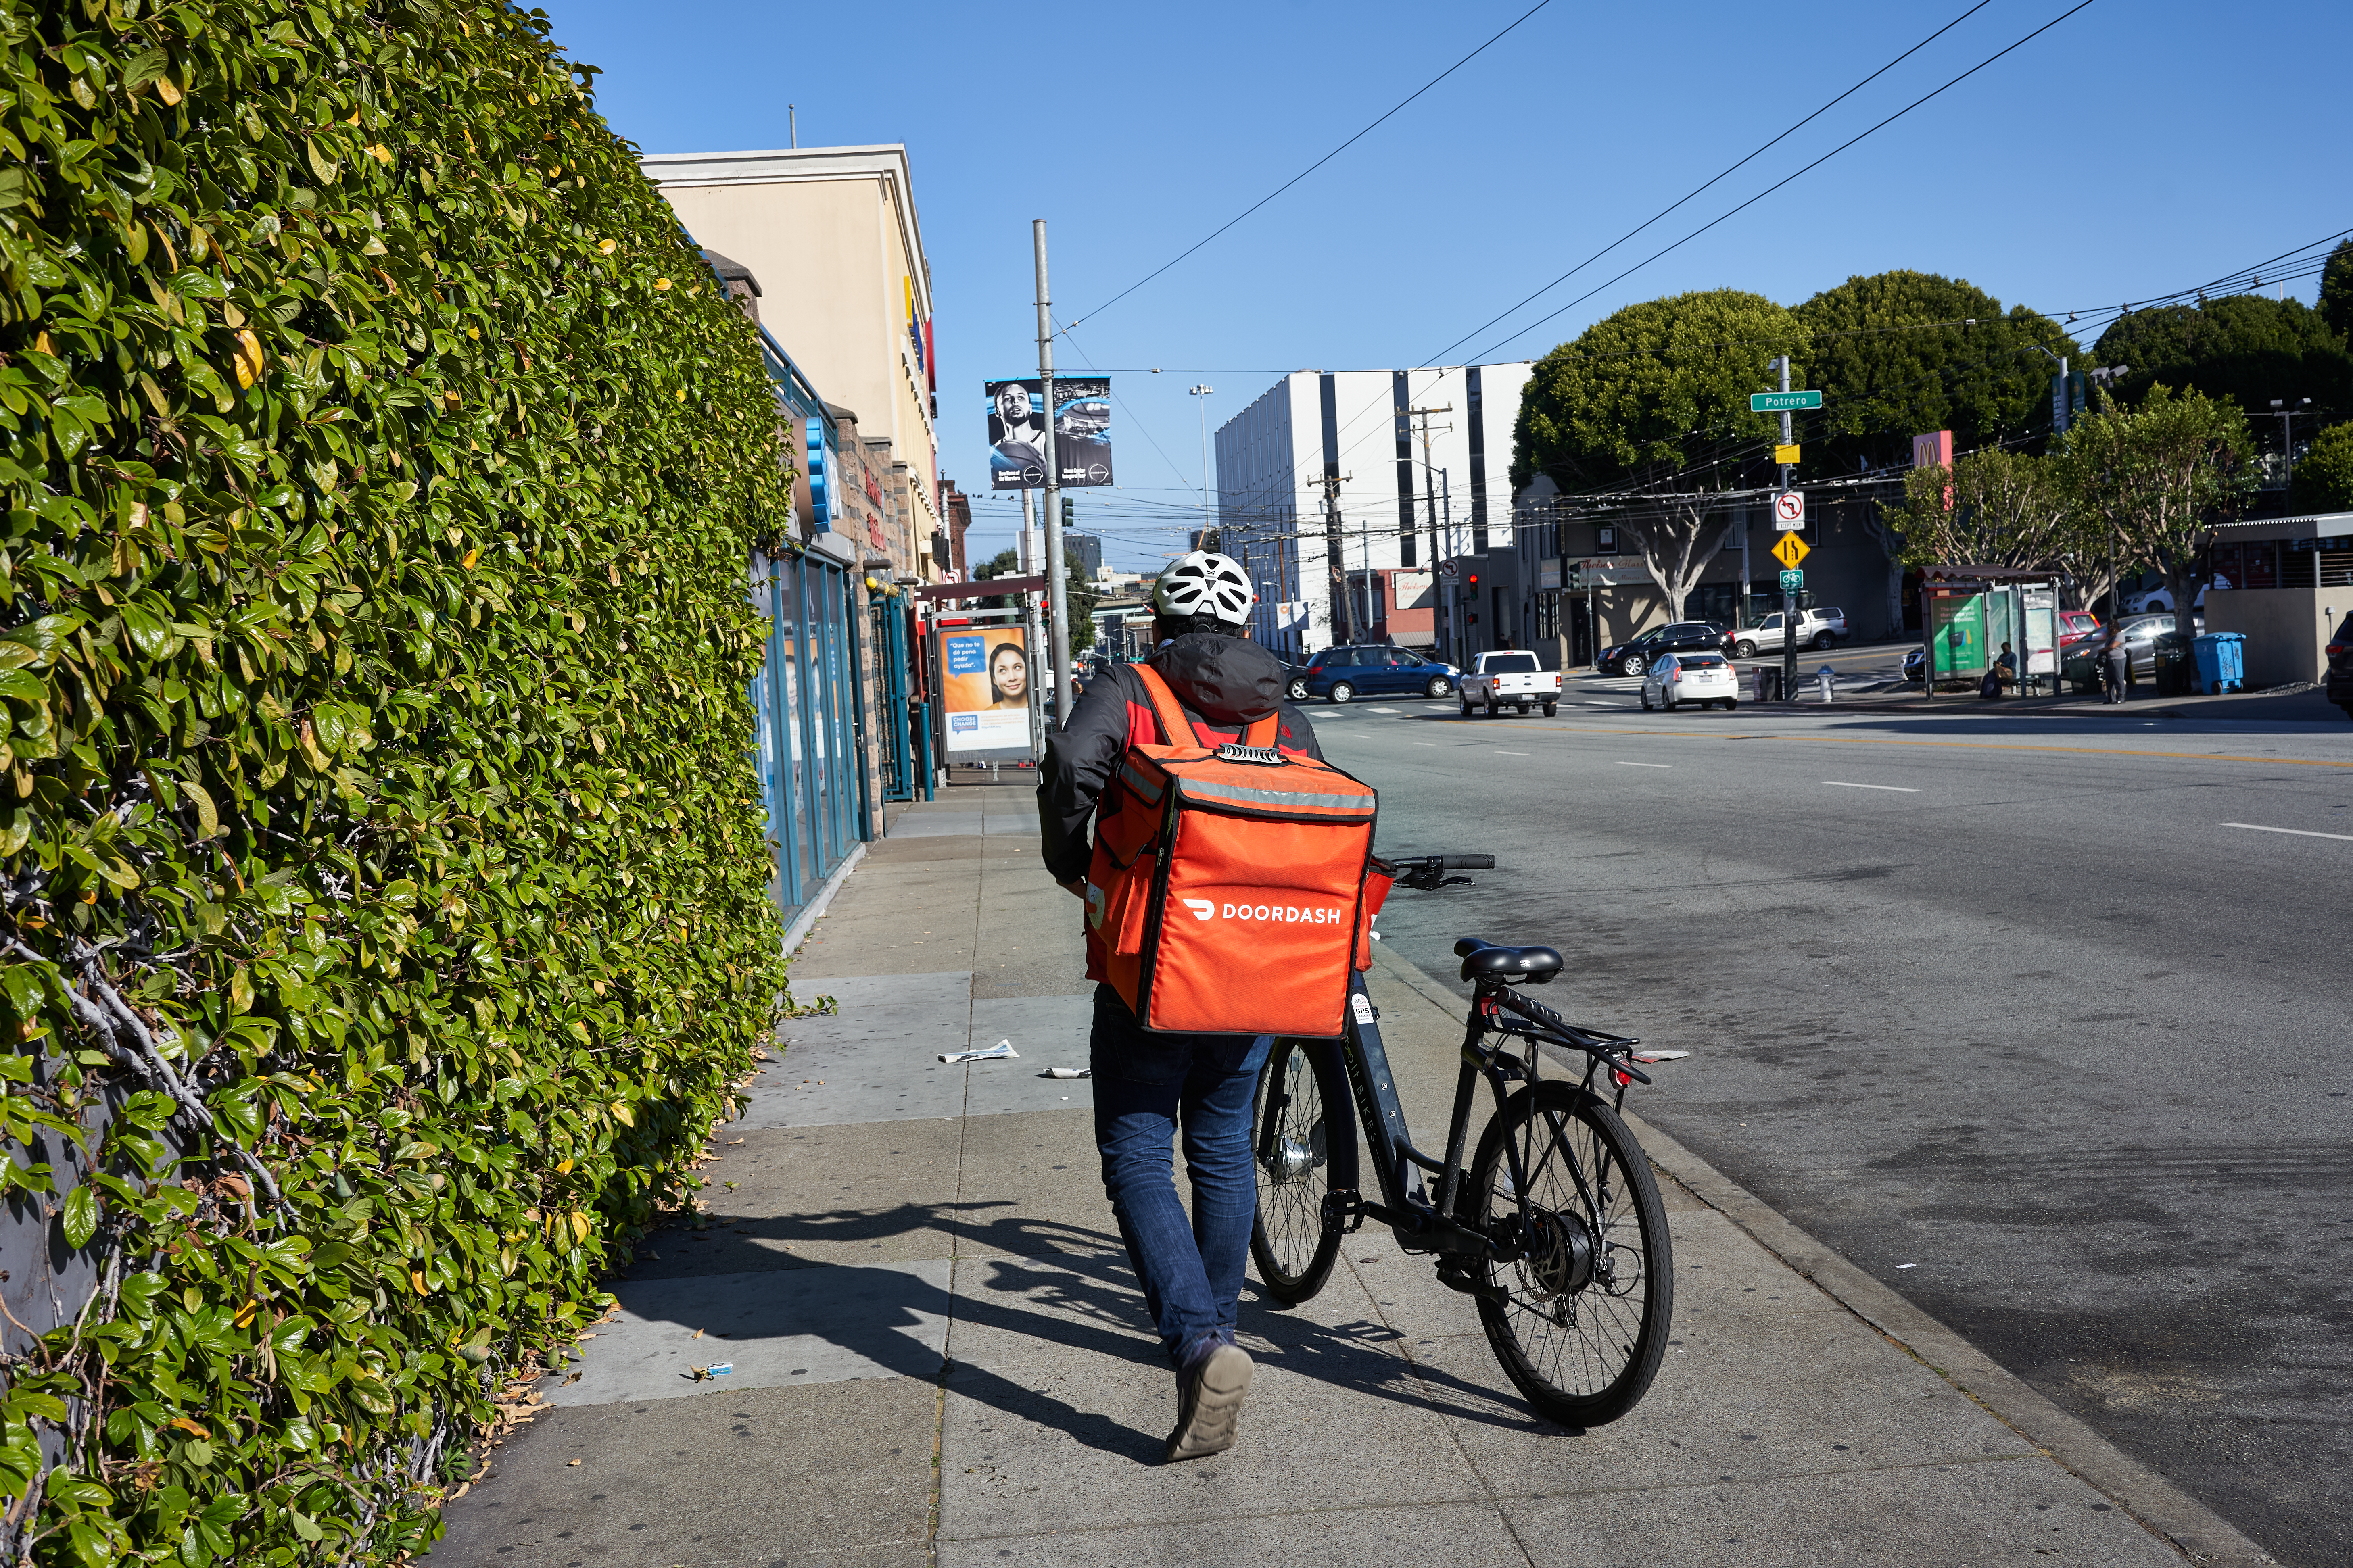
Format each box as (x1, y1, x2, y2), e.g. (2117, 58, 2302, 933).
(1038, 551, 1326, 1462)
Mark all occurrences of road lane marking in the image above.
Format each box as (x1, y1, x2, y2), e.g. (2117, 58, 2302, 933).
(1311, 710, 1344, 717)
(1461, 721, 2351, 769)
(1496, 750, 1530, 756)
(1413, 741, 1438, 746)
(1615, 761, 1671, 768)
(2222, 822, 2353, 842)
(1369, 707, 1401, 713)
(1825, 781, 1920, 792)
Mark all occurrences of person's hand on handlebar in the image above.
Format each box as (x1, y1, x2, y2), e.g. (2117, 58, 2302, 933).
(1059, 877, 1086, 899)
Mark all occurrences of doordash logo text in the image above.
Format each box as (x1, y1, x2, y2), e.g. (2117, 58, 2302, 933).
(1180, 897, 1345, 924)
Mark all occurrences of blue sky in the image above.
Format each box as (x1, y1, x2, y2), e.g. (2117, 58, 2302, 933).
(539, 0, 2351, 572)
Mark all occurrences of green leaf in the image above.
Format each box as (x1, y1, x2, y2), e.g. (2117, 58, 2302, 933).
(61, 1184, 98, 1250)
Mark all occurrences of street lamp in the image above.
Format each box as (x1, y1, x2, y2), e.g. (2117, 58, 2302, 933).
(1189, 385, 1215, 545)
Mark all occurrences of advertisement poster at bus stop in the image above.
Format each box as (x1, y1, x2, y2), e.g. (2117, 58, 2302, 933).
(940, 626, 1034, 755)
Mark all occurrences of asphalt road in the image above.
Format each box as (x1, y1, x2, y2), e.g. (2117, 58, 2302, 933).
(1309, 692, 2353, 1568)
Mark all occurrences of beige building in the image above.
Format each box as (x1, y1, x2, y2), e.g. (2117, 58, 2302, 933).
(643, 144, 942, 578)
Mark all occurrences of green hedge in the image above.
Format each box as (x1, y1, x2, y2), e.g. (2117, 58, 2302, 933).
(0, 0, 795, 1561)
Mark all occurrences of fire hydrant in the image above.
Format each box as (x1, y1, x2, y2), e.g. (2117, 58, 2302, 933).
(1817, 665, 1836, 703)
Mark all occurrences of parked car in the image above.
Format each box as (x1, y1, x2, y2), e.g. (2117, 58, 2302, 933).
(1731, 607, 1846, 657)
(1641, 651, 1739, 712)
(2060, 614, 2180, 690)
(2124, 582, 2207, 615)
(1301, 644, 1461, 703)
(1278, 658, 1313, 702)
(2326, 611, 2353, 720)
(1597, 620, 1734, 676)
(1460, 649, 1560, 717)
(2057, 609, 2101, 647)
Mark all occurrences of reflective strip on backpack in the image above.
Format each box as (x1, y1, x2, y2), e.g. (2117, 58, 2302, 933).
(1117, 760, 1167, 805)
(1172, 774, 1375, 818)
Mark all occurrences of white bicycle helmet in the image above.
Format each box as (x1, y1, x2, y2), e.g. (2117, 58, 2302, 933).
(1152, 550, 1255, 625)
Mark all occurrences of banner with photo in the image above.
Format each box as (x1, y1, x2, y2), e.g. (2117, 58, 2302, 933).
(987, 377, 1114, 490)
(940, 626, 1035, 755)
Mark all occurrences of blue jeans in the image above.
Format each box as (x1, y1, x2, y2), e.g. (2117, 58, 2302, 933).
(1089, 985, 1273, 1370)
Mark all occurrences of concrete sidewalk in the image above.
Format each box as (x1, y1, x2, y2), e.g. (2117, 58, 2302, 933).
(430, 780, 2267, 1568)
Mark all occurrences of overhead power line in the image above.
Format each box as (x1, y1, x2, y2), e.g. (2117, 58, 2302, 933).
(1423, 0, 1996, 368)
(1059, 0, 1555, 334)
(1467, 0, 2103, 365)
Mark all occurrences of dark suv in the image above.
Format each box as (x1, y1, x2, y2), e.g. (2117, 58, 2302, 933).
(2328, 611, 2352, 720)
(1598, 621, 1733, 677)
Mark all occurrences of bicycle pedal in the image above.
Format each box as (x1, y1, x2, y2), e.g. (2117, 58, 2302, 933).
(1321, 1189, 1368, 1235)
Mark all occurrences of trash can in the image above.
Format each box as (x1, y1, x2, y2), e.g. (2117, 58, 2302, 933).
(2152, 632, 2194, 697)
(2193, 632, 2245, 694)
(1755, 666, 1781, 703)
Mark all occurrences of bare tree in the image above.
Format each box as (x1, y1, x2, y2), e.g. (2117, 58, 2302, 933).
(1623, 487, 1737, 622)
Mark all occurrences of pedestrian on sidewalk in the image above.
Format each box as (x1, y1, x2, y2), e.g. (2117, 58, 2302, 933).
(2104, 629, 2130, 703)
(1037, 550, 1325, 1463)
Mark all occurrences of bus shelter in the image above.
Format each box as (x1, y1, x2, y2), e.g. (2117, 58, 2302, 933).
(1919, 565, 2062, 698)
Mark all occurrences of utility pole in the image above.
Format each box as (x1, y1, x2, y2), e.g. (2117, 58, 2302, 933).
(1319, 473, 1353, 645)
(2270, 398, 2313, 486)
(1410, 404, 1451, 575)
(1190, 385, 1216, 546)
(1032, 221, 1071, 727)
(1775, 355, 1799, 706)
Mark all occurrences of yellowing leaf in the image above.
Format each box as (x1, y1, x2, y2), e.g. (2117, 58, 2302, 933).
(555, 1157, 573, 1174)
(654, 277, 671, 291)
(410, 1270, 428, 1294)
(165, 1418, 211, 1438)
(569, 1210, 591, 1242)
(610, 1101, 633, 1127)
(157, 76, 183, 107)
(461, 548, 479, 569)
(234, 1298, 260, 1328)
(231, 330, 264, 388)
(369, 144, 392, 164)
(598, 238, 617, 254)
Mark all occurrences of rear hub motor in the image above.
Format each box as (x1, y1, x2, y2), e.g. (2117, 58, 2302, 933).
(1518, 1209, 1597, 1301)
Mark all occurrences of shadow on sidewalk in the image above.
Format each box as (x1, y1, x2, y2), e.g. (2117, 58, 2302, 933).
(610, 1201, 1555, 1459)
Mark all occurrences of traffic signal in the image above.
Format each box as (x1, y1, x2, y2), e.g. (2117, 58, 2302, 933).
(1061, 497, 1075, 528)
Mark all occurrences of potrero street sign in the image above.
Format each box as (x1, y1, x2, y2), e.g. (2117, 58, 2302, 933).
(1752, 390, 1823, 412)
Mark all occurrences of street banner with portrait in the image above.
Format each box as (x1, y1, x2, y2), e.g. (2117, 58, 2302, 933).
(986, 377, 1114, 490)
(940, 626, 1035, 755)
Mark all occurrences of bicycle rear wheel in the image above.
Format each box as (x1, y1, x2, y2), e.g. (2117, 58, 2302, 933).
(1249, 1038, 1355, 1304)
(1464, 1080, 1672, 1426)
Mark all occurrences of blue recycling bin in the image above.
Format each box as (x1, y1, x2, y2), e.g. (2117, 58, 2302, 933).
(2192, 632, 2245, 694)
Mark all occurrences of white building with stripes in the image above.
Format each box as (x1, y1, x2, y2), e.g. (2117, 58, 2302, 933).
(1213, 363, 1533, 660)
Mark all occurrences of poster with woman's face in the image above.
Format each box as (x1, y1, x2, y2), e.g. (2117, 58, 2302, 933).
(940, 628, 1033, 754)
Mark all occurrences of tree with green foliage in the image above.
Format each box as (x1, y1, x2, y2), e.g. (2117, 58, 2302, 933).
(2091, 295, 2353, 425)
(1512, 289, 1801, 620)
(2065, 387, 2257, 635)
(2290, 421, 2353, 513)
(1792, 272, 2077, 631)
(1793, 271, 2079, 472)
(0, 0, 799, 1561)
(2318, 240, 2353, 346)
(1881, 449, 2073, 571)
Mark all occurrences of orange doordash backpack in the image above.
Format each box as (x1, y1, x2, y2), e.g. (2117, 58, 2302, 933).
(1084, 664, 1379, 1038)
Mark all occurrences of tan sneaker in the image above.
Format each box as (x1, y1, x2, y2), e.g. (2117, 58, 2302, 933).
(1164, 1343, 1253, 1462)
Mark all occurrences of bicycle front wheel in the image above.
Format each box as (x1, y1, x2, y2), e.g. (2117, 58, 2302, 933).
(1464, 1080, 1672, 1426)
(1249, 1038, 1355, 1304)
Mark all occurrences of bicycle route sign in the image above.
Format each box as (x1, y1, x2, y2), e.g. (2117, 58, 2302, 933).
(1778, 567, 1805, 592)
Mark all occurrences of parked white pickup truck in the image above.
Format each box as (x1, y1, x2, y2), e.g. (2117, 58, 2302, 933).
(1460, 650, 1560, 717)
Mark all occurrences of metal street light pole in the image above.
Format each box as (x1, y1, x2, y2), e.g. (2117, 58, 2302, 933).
(1033, 221, 1071, 727)
(1189, 385, 1215, 546)
(1773, 354, 1799, 705)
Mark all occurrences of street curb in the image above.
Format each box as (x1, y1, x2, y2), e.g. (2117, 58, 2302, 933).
(779, 842, 865, 962)
(1367, 944, 2276, 1568)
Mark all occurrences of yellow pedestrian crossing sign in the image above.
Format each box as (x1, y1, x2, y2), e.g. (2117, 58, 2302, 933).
(1769, 533, 1810, 569)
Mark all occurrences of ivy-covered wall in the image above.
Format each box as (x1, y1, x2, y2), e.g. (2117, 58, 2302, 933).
(0, 0, 795, 1561)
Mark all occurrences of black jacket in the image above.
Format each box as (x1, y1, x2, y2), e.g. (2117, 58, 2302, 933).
(1038, 634, 1323, 885)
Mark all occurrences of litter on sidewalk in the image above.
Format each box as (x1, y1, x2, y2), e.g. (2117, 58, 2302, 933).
(1040, 1066, 1091, 1079)
(940, 1040, 1019, 1064)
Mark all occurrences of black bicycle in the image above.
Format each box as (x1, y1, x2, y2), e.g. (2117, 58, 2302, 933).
(1249, 854, 1674, 1427)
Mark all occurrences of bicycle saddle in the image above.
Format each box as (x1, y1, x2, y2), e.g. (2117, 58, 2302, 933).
(1453, 937, 1564, 985)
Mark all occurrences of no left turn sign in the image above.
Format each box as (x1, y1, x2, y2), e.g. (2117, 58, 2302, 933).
(1773, 490, 1806, 529)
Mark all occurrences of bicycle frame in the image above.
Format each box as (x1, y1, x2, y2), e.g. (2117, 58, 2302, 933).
(1302, 969, 1651, 1262)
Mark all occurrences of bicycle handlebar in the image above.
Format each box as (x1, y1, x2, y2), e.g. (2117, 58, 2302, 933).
(1376, 853, 1495, 891)
(1435, 854, 1495, 870)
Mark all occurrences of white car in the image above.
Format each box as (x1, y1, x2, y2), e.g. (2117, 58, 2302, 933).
(2123, 582, 2207, 615)
(1460, 649, 1561, 717)
(1731, 607, 1846, 656)
(1641, 651, 1739, 711)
